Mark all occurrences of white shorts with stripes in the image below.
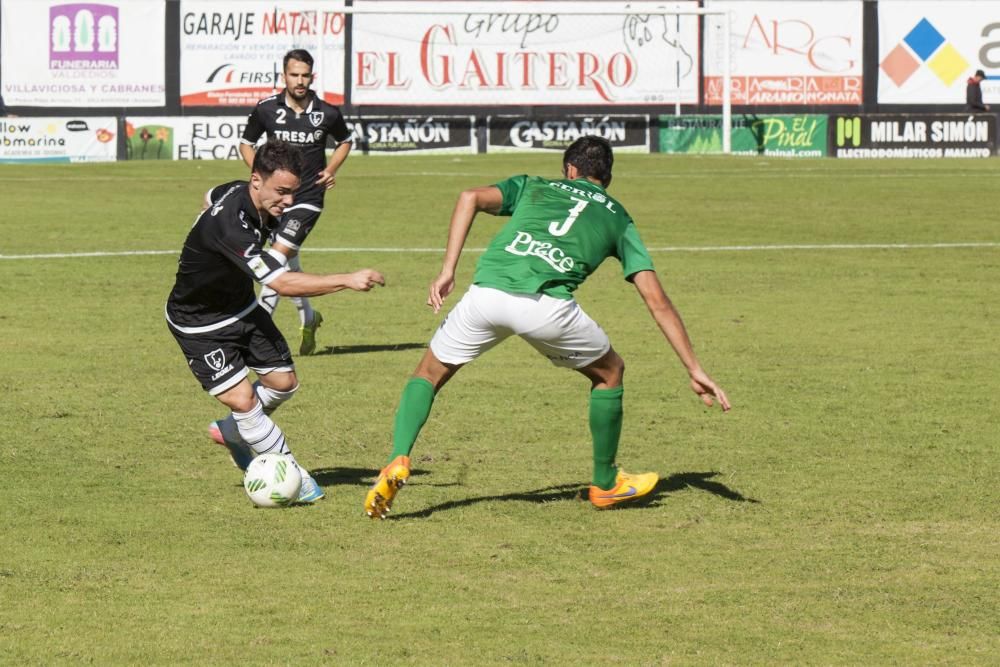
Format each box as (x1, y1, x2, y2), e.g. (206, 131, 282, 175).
(430, 285, 611, 369)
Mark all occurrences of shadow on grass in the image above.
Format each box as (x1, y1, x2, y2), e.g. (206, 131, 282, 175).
(310, 467, 454, 488)
(311, 342, 426, 357)
(660, 471, 759, 504)
(386, 471, 757, 520)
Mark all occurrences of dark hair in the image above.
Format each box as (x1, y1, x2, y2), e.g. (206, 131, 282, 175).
(252, 139, 304, 180)
(563, 135, 614, 187)
(283, 49, 314, 72)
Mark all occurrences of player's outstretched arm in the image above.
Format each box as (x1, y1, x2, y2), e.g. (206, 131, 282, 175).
(428, 186, 504, 313)
(269, 268, 385, 297)
(632, 270, 731, 411)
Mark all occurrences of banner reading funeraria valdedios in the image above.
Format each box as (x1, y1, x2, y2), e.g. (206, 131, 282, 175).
(1, 0, 166, 107)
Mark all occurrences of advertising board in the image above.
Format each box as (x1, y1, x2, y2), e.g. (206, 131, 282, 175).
(352, 1, 699, 105)
(487, 116, 649, 153)
(349, 116, 476, 154)
(830, 114, 995, 158)
(660, 114, 827, 156)
(878, 1, 1000, 105)
(703, 0, 863, 105)
(0, 117, 117, 163)
(179, 1, 345, 106)
(0, 0, 166, 107)
(124, 117, 250, 160)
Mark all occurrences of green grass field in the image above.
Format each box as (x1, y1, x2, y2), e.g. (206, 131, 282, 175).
(2, 154, 998, 665)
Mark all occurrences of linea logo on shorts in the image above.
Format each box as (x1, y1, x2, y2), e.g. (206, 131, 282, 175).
(504, 231, 575, 273)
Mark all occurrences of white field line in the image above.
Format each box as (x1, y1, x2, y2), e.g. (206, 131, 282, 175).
(1, 242, 998, 261)
(3, 168, 1000, 182)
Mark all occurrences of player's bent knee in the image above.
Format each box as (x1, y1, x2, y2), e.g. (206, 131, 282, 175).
(216, 381, 259, 414)
(579, 348, 624, 387)
(258, 369, 297, 391)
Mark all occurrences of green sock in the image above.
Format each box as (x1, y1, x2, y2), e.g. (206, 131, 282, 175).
(389, 377, 436, 462)
(590, 386, 624, 490)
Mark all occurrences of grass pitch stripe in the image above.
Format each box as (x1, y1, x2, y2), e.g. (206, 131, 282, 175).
(1, 242, 998, 261)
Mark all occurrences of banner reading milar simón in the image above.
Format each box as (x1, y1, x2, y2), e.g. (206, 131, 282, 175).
(659, 115, 827, 157)
(830, 114, 995, 158)
(0, 0, 165, 107)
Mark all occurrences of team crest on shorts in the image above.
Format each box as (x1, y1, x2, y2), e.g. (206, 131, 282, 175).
(284, 218, 302, 233)
(204, 348, 226, 372)
(309, 111, 324, 127)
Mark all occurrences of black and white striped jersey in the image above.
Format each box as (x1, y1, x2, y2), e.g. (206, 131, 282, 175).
(165, 182, 287, 333)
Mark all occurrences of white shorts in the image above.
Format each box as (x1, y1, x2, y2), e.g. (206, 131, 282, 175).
(430, 285, 611, 369)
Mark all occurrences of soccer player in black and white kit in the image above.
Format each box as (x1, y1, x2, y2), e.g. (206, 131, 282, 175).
(166, 140, 384, 503)
(239, 48, 353, 355)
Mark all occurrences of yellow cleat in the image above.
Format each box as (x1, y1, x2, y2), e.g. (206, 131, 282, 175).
(588, 470, 659, 509)
(364, 455, 411, 520)
(299, 310, 324, 356)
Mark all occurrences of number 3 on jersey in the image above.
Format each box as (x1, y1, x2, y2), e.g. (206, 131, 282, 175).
(548, 197, 588, 236)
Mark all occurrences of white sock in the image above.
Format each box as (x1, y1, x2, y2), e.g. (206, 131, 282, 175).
(253, 380, 297, 415)
(287, 255, 315, 326)
(232, 401, 300, 468)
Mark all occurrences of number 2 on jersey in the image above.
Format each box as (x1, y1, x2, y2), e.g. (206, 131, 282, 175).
(548, 197, 589, 236)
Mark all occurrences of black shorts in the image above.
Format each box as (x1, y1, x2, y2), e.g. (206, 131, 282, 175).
(169, 308, 294, 395)
(272, 203, 323, 251)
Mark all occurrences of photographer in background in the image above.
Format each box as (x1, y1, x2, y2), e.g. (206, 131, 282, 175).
(966, 69, 990, 112)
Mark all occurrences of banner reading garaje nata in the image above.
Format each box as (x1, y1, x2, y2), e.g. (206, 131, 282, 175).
(877, 1, 999, 105)
(1, 0, 165, 107)
(180, 1, 345, 106)
(703, 0, 862, 105)
(352, 0, 700, 105)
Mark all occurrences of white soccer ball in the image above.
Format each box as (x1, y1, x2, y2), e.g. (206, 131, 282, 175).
(243, 454, 302, 507)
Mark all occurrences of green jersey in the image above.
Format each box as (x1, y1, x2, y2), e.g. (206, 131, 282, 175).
(472, 175, 655, 299)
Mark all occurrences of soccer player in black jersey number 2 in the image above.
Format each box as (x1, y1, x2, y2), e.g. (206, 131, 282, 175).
(238, 48, 354, 355)
(166, 140, 384, 503)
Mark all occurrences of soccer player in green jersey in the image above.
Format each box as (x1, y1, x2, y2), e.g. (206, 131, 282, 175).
(364, 136, 730, 519)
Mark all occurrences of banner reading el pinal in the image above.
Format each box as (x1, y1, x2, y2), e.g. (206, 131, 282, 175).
(351, 0, 700, 105)
(179, 1, 346, 106)
(0, 0, 165, 107)
(703, 0, 863, 105)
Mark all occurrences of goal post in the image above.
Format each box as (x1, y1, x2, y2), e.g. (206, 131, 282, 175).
(316, 2, 734, 153)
